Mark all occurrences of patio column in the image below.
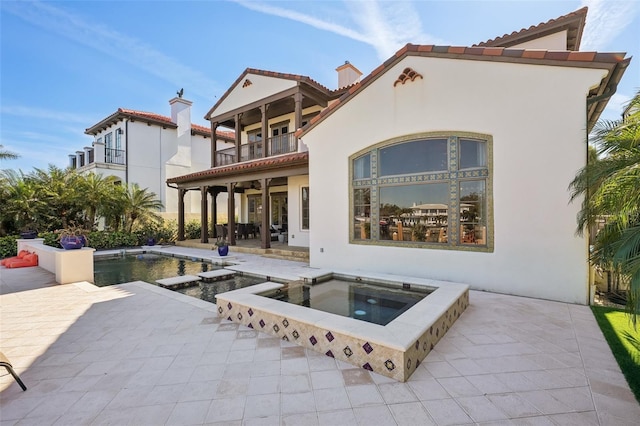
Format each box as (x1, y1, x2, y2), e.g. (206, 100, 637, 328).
(261, 178, 271, 249)
(200, 186, 209, 243)
(177, 188, 186, 241)
(210, 188, 217, 238)
(210, 121, 219, 167)
(227, 182, 236, 246)
(260, 104, 269, 158)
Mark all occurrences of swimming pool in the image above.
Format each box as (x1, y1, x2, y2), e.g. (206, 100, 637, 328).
(93, 253, 216, 287)
(260, 279, 432, 326)
(177, 275, 266, 304)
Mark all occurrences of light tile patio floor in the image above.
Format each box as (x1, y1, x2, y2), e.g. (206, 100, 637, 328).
(1, 247, 639, 425)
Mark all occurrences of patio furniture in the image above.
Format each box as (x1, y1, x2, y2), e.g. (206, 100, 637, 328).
(215, 224, 228, 239)
(0, 351, 27, 391)
(246, 223, 257, 239)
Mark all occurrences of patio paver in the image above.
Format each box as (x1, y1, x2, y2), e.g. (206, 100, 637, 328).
(1, 247, 639, 425)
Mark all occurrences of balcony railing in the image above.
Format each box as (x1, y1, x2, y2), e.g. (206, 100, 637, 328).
(214, 133, 299, 167)
(240, 141, 263, 162)
(216, 147, 236, 166)
(105, 148, 125, 165)
(268, 132, 297, 156)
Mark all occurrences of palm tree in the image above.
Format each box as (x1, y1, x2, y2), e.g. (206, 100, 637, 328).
(122, 184, 163, 232)
(0, 144, 19, 161)
(570, 90, 640, 324)
(78, 173, 119, 230)
(1, 170, 48, 232)
(30, 165, 84, 229)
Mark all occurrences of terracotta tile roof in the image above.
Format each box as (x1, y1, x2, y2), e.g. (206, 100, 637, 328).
(118, 108, 174, 125)
(474, 7, 588, 51)
(85, 108, 235, 140)
(205, 68, 349, 121)
(166, 152, 309, 184)
(296, 43, 630, 138)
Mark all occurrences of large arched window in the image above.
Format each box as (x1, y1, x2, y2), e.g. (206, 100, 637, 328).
(350, 132, 493, 251)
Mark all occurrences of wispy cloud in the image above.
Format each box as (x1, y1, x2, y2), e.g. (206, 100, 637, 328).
(580, 0, 639, 50)
(2, 1, 219, 97)
(1, 105, 96, 125)
(233, 0, 447, 60)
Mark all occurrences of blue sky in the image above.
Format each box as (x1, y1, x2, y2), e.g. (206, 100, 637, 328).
(1, 0, 638, 173)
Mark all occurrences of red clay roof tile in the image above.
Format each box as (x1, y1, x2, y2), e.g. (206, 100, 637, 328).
(167, 152, 309, 184)
(86, 108, 235, 139)
(296, 42, 628, 138)
(475, 6, 588, 51)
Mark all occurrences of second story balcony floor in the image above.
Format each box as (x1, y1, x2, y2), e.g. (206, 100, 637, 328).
(215, 132, 299, 166)
(69, 146, 126, 171)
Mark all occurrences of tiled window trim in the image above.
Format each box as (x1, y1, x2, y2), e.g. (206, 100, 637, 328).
(349, 131, 494, 252)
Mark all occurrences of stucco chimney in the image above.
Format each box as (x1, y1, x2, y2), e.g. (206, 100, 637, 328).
(169, 95, 192, 137)
(336, 61, 362, 89)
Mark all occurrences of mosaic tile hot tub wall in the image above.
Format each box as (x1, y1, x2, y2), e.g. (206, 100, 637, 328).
(217, 284, 468, 381)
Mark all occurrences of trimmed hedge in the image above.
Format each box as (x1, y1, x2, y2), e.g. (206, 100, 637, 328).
(0, 236, 18, 259)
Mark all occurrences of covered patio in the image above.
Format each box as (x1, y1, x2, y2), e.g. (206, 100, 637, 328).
(167, 151, 308, 250)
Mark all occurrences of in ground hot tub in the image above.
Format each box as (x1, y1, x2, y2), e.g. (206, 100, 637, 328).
(216, 271, 468, 381)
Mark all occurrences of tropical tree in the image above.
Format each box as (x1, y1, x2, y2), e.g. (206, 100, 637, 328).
(0, 170, 51, 232)
(570, 90, 640, 325)
(29, 165, 84, 229)
(121, 184, 163, 232)
(0, 144, 19, 161)
(78, 173, 120, 230)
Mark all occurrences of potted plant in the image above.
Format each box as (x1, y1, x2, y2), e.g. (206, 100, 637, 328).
(19, 225, 38, 239)
(56, 224, 89, 250)
(215, 237, 229, 256)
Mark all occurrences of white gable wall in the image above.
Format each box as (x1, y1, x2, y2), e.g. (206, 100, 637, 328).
(212, 74, 298, 118)
(511, 30, 568, 50)
(304, 55, 608, 304)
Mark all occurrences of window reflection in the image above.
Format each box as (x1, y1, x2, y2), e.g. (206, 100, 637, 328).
(354, 188, 371, 240)
(379, 183, 448, 243)
(353, 154, 371, 180)
(459, 139, 486, 169)
(459, 180, 486, 245)
(379, 139, 447, 176)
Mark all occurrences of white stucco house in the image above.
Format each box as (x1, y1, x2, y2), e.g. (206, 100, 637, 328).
(69, 96, 235, 220)
(168, 7, 630, 304)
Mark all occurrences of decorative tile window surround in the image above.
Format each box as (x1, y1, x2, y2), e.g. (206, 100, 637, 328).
(216, 273, 468, 381)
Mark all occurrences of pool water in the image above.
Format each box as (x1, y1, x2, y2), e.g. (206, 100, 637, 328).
(93, 253, 216, 287)
(177, 276, 265, 304)
(260, 279, 432, 326)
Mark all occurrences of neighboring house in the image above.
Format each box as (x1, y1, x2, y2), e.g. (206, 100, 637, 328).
(71, 96, 235, 220)
(168, 7, 630, 304)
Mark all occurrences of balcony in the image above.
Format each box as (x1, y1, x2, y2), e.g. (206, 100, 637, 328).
(105, 148, 125, 165)
(215, 133, 298, 166)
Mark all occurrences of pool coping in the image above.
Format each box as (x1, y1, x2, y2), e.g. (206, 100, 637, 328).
(216, 271, 469, 381)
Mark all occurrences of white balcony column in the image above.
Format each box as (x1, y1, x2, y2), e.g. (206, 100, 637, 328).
(83, 146, 93, 165)
(75, 151, 84, 168)
(93, 140, 105, 163)
(68, 154, 76, 169)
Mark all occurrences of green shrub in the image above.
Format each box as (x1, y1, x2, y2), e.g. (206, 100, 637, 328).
(184, 220, 201, 240)
(39, 232, 58, 248)
(134, 220, 177, 245)
(0, 236, 18, 259)
(88, 231, 138, 250)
